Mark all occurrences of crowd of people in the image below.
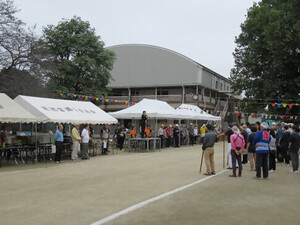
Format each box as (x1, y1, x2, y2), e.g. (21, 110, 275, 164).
(51, 109, 299, 174)
(202, 121, 300, 179)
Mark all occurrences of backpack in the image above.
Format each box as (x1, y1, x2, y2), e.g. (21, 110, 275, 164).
(233, 134, 242, 150)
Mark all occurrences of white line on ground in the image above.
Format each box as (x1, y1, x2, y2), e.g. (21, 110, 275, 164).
(90, 169, 228, 225)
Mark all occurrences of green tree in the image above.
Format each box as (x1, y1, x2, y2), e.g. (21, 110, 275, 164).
(230, 0, 300, 114)
(43, 16, 115, 96)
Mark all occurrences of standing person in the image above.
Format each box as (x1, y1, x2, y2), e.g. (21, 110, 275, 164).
(225, 124, 237, 169)
(163, 125, 168, 147)
(140, 111, 148, 138)
(241, 125, 249, 164)
(247, 126, 257, 171)
(117, 124, 126, 150)
(88, 124, 94, 152)
(144, 125, 152, 138)
(255, 121, 261, 131)
(200, 124, 206, 145)
(194, 126, 199, 144)
(269, 129, 276, 172)
(100, 124, 110, 155)
(246, 122, 252, 136)
(202, 124, 217, 175)
(173, 124, 180, 147)
(0, 125, 7, 147)
(288, 126, 300, 173)
(81, 124, 90, 160)
(188, 123, 194, 146)
(130, 126, 137, 138)
(166, 124, 172, 148)
(275, 123, 284, 162)
(280, 125, 291, 166)
(158, 124, 164, 148)
(71, 124, 81, 162)
(253, 122, 271, 179)
(180, 126, 186, 146)
(229, 126, 245, 177)
(54, 124, 64, 163)
(1, 126, 9, 161)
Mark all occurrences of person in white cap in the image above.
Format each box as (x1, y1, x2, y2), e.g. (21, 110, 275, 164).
(252, 122, 271, 179)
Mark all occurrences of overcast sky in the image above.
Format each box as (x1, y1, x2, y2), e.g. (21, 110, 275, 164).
(13, 0, 257, 78)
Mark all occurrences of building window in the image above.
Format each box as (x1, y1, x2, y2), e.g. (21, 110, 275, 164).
(157, 88, 169, 95)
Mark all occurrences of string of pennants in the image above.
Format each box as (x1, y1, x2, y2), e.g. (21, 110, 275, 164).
(59, 92, 136, 105)
(270, 103, 300, 108)
(223, 111, 298, 120)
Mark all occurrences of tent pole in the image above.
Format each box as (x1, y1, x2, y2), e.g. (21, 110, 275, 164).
(35, 123, 38, 162)
(155, 118, 157, 137)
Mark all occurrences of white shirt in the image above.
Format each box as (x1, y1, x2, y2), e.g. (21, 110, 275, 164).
(158, 128, 164, 136)
(81, 128, 89, 143)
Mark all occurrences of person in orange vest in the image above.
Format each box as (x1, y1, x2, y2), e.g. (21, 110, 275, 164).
(145, 125, 152, 138)
(130, 126, 137, 138)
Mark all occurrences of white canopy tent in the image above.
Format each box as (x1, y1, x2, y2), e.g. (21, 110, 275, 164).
(109, 98, 181, 119)
(175, 104, 221, 121)
(14, 95, 118, 124)
(0, 93, 37, 123)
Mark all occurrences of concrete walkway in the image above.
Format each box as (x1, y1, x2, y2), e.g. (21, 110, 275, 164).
(0, 142, 299, 225)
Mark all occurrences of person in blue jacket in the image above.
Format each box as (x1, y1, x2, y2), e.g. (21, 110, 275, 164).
(252, 122, 271, 179)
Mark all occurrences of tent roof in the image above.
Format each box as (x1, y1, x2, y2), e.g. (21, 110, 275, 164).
(109, 98, 181, 119)
(14, 95, 117, 124)
(0, 93, 37, 123)
(176, 104, 221, 121)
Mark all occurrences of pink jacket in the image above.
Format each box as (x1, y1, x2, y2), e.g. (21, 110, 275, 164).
(230, 133, 245, 150)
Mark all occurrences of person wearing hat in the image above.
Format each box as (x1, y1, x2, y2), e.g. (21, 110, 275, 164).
(253, 122, 271, 179)
(173, 124, 180, 147)
(224, 124, 238, 169)
(200, 124, 206, 145)
(158, 124, 164, 148)
(166, 124, 172, 148)
(229, 126, 245, 177)
(71, 124, 81, 161)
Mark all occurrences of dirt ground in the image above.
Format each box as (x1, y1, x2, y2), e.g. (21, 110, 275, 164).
(0, 142, 299, 225)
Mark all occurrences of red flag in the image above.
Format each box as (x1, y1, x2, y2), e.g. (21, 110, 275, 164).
(271, 103, 276, 107)
(236, 112, 240, 117)
(288, 104, 293, 108)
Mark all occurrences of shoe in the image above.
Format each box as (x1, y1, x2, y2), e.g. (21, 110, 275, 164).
(226, 167, 232, 169)
(282, 163, 290, 167)
(59, 161, 62, 163)
(238, 174, 242, 177)
(263, 177, 268, 180)
(253, 176, 261, 180)
(289, 170, 298, 174)
(294, 171, 299, 173)
(229, 174, 237, 177)
(56, 161, 60, 164)
(211, 171, 216, 175)
(72, 159, 77, 162)
(204, 173, 212, 176)
(269, 169, 274, 173)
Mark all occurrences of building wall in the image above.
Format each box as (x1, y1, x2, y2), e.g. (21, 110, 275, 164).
(107, 44, 202, 88)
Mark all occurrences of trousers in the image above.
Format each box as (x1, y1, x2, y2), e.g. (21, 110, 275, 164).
(256, 153, 269, 178)
(231, 150, 242, 175)
(72, 141, 80, 160)
(204, 147, 215, 174)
